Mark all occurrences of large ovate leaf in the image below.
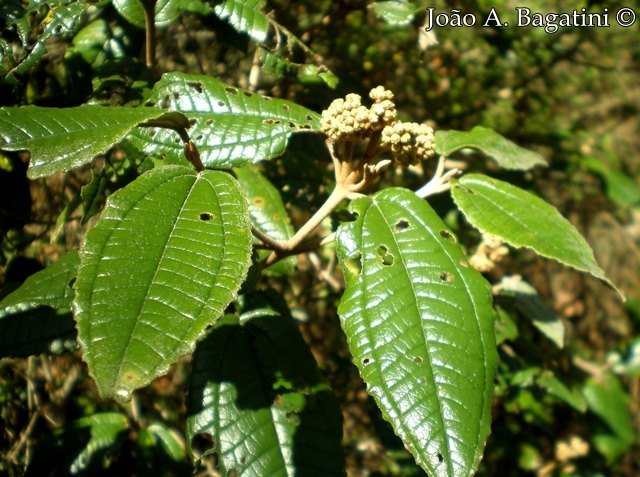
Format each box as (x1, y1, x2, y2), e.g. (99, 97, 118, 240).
(0, 252, 79, 357)
(187, 292, 344, 476)
(451, 174, 621, 296)
(129, 72, 320, 168)
(336, 187, 498, 477)
(215, 0, 268, 42)
(74, 165, 252, 401)
(0, 106, 189, 178)
(435, 126, 547, 171)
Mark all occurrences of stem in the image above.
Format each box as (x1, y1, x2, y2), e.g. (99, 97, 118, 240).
(142, 0, 157, 70)
(262, 183, 350, 266)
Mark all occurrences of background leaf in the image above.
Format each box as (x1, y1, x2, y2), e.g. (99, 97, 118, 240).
(0, 252, 79, 357)
(187, 291, 344, 476)
(371, 0, 417, 27)
(74, 165, 252, 401)
(0, 106, 189, 178)
(435, 126, 547, 171)
(336, 187, 497, 477)
(112, 0, 181, 29)
(215, 0, 268, 42)
(130, 72, 320, 168)
(451, 174, 621, 296)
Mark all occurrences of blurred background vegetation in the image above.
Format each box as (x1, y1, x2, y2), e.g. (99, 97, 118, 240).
(1, 0, 639, 475)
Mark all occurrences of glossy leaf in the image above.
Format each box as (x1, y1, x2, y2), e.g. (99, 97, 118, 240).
(451, 174, 621, 296)
(0, 252, 79, 357)
(234, 166, 295, 274)
(215, 0, 268, 42)
(74, 165, 252, 401)
(187, 292, 344, 476)
(130, 72, 320, 168)
(336, 187, 498, 477)
(435, 126, 547, 170)
(0, 106, 189, 178)
(113, 0, 181, 29)
(372, 0, 417, 26)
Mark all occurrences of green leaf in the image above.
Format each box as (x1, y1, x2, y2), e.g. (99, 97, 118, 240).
(113, 0, 181, 29)
(371, 0, 417, 27)
(215, 0, 268, 42)
(130, 72, 320, 168)
(583, 373, 635, 462)
(187, 293, 344, 476)
(496, 276, 565, 348)
(74, 165, 252, 401)
(0, 106, 189, 178)
(451, 174, 621, 296)
(336, 187, 497, 477)
(435, 126, 547, 171)
(0, 252, 79, 357)
(234, 166, 295, 275)
(26, 412, 129, 475)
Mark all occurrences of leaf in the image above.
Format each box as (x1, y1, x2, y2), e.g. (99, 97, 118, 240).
(371, 0, 417, 27)
(113, 0, 181, 29)
(234, 165, 295, 275)
(335, 187, 498, 477)
(215, 0, 268, 42)
(74, 165, 252, 401)
(0, 106, 189, 178)
(451, 174, 622, 297)
(583, 373, 635, 462)
(435, 126, 547, 171)
(496, 276, 565, 348)
(130, 72, 320, 168)
(26, 412, 129, 476)
(0, 252, 79, 357)
(187, 292, 344, 476)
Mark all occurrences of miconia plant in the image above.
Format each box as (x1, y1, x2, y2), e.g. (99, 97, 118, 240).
(0, 71, 622, 477)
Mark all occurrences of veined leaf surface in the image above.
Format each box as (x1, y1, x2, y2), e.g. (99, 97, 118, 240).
(0, 106, 188, 178)
(336, 187, 497, 477)
(74, 165, 252, 401)
(130, 72, 320, 168)
(451, 174, 621, 296)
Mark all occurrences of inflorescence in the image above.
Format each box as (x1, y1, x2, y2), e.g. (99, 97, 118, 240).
(321, 86, 435, 166)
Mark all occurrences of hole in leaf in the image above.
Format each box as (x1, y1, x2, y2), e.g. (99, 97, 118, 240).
(189, 118, 197, 126)
(414, 356, 422, 364)
(395, 219, 409, 232)
(305, 114, 314, 121)
(144, 100, 154, 107)
(344, 252, 362, 277)
(195, 134, 203, 140)
(161, 95, 171, 109)
(187, 82, 203, 93)
(262, 96, 272, 101)
(377, 245, 394, 266)
(287, 121, 296, 128)
(205, 119, 213, 126)
(172, 92, 180, 100)
(191, 433, 215, 456)
(244, 91, 252, 97)
(263, 119, 274, 125)
(68, 278, 76, 288)
(273, 120, 281, 125)
(282, 104, 289, 111)
(439, 229, 455, 242)
(437, 453, 444, 463)
(225, 86, 239, 95)
(301, 124, 312, 129)
(363, 357, 371, 364)
(440, 272, 453, 282)
(199, 212, 214, 221)
(217, 101, 225, 107)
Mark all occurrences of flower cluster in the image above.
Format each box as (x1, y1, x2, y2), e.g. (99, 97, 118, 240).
(321, 86, 435, 166)
(320, 87, 397, 141)
(380, 121, 435, 166)
(469, 233, 509, 272)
